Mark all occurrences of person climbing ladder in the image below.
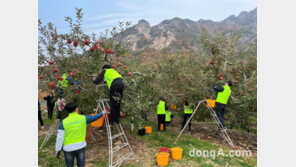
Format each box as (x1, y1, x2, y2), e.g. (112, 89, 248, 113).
(93, 65, 125, 124)
(213, 81, 232, 131)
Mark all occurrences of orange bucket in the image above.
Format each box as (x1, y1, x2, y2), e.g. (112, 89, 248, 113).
(90, 114, 104, 127)
(156, 152, 170, 166)
(170, 104, 176, 110)
(206, 99, 216, 108)
(171, 147, 183, 160)
(160, 124, 164, 131)
(145, 126, 152, 134)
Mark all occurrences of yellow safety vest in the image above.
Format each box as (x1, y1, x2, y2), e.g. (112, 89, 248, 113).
(184, 105, 193, 114)
(157, 101, 166, 115)
(216, 85, 231, 105)
(104, 69, 122, 89)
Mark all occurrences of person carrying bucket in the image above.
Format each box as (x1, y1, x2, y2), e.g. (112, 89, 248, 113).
(55, 101, 107, 167)
(181, 100, 193, 133)
(157, 97, 169, 133)
(93, 65, 125, 125)
(212, 81, 232, 131)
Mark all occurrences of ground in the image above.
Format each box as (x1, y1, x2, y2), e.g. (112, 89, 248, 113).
(38, 102, 257, 167)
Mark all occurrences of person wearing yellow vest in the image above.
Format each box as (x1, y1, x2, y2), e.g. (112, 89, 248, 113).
(181, 101, 193, 133)
(55, 101, 106, 167)
(157, 97, 169, 132)
(55, 73, 81, 98)
(165, 110, 174, 126)
(93, 65, 124, 124)
(213, 81, 232, 131)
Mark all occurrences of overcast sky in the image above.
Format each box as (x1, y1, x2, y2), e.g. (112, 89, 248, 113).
(38, 0, 257, 35)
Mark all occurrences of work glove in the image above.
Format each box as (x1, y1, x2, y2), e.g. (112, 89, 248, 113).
(102, 109, 107, 115)
(55, 151, 61, 159)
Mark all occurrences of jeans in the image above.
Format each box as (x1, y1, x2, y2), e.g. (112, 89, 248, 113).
(215, 103, 226, 129)
(157, 114, 166, 131)
(181, 114, 192, 131)
(109, 79, 124, 124)
(64, 147, 86, 167)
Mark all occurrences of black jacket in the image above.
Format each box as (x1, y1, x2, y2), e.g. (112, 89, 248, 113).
(43, 95, 55, 107)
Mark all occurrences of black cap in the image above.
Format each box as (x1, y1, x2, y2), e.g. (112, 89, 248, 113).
(102, 64, 111, 69)
(65, 102, 78, 113)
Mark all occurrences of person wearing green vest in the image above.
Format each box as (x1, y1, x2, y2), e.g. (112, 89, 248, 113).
(213, 81, 232, 131)
(181, 101, 193, 133)
(93, 65, 124, 124)
(165, 110, 174, 126)
(55, 101, 106, 167)
(157, 97, 169, 132)
(55, 73, 81, 98)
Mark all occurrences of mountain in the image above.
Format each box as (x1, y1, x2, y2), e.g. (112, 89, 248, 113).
(116, 8, 257, 52)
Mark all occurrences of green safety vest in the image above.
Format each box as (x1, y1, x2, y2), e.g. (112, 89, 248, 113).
(165, 111, 172, 122)
(216, 85, 231, 105)
(104, 69, 122, 89)
(184, 105, 193, 114)
(58, 73, 69, 89)
(157, 101, 166, 115)
(63, 112, 87, 146)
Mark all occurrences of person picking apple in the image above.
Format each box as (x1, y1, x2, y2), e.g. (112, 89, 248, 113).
(93, 64, 125, 125)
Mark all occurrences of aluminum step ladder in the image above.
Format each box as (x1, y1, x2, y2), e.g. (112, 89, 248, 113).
(174, 100, 235, 148)
(39, 118, 59, 150)
(97, 99, 134, 167)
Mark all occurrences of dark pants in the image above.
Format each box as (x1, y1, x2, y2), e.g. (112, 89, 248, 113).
(157, 114, 166, 131)
(215, 103, 226, 129)
(109, 79, 124, 124)
(64, 147, 86, 167)
(47, 105, 54, 119)
(181, 114, 192, 131)
(38, 109, 44, 126)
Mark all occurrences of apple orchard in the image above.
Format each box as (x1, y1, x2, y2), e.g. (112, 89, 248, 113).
(38, 9, 257, 133)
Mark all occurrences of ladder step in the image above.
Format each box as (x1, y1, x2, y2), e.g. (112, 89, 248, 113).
(112, 152, 134, 166)
(111, 132, 124, 140)
(113, 143, 129, 152)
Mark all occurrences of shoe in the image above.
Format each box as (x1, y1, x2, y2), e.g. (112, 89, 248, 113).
(41, 126, 44, 129)
(158, 131, 161, 133)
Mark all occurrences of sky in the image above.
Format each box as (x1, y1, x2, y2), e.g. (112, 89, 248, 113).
(38, 0, 257, 35)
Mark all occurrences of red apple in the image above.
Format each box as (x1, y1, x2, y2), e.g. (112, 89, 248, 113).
(67, 39, 72, 44)
(39, 75, 44, 79)
(221, 73, 224, 76)
(54, 36, 58, 40)
(54, 68, 58, 72)
(123, 65, 126, 69)
(219, 77, 223, 80)
(73, 40, 78, 47)
(84, 39, 90, 45)
(235, 75, 238, 79)
(70, 72, 74, 77)
(49, 60, 54, 65)
(96, 45, 101, 50)
(229, 70, 232, 73)
(116, 58, 119, 61)
(247, 67, 251, 70)
(110, 50, 114, 54)
(210, 66, 214, 68)
(98, 40, 103, 44)
(112, 65, 116, 68)
(49, 82, 55, 86)
(101, 48, 105, 52)
(128, 72, 132, 76)
(76, 89, 80, 94)
(235, 81, 238, 84)
(90, 47, 95, 51)
(118, 62, 122, 66)
(57, 76, 63, 81)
